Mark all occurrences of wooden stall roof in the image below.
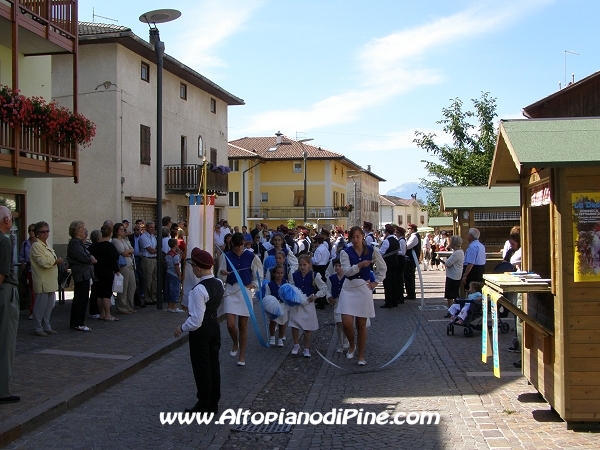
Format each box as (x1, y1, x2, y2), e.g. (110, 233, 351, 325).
(428, 216, 454, 227)
(440, 186, 520, 211)
(489, 118, 600, 186)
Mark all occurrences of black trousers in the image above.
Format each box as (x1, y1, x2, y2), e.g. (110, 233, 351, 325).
(189, 320, 221, 413)
(464, 264, 485, 290)
(383, 263, 398, 305)
(396, 255, 406, 302)
(404, 257, 417, 299)
(70, 279, 90, 328)
(88, 281, 100, 316)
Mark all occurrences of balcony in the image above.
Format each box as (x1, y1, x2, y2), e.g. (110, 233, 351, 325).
(0, 122, 78, 180)
(247, 206, 350, 221)
(164, 164, 228, 196)
(0, 1, 78, 54)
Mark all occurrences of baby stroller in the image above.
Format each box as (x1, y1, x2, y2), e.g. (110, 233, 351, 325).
(446, 296, 511, 337)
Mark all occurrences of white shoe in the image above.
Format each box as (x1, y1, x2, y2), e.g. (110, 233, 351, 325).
(88, 314, 100, 320)
(230, 349, 238, 357)
(28, 315, 33, 320)
(346, 349, 355, 359)
(343, 340, 350, 349)
(277, 338, 284, 347)
(336, 347, 344, 353)
(174, 308, 184, 313)
(303, 349, 311, 358)
(237, 361, 245, 366)
(269, 336, 276, 346)
(291, 344, 300, 355)
(358, 360, 366, 366)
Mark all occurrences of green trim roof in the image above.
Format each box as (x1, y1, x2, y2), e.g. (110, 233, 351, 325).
(428, 216, 454, 227)
(489, 118, 600, 185)
(440, 186, 520, 210)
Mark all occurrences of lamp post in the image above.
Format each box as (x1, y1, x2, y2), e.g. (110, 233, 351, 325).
(140, 9, 180, 310)
(297, 138, 313, 222)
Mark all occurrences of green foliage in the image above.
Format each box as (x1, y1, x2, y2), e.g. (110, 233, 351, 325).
(287, 219, 297, 229)
(414, 92, 498, 216)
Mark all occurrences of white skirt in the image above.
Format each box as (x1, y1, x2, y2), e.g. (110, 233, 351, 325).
(273, 303, 289, 326)
(223, 283, 251, 317)
(337, 278, 375, 318)
(288, 302, 319, 331)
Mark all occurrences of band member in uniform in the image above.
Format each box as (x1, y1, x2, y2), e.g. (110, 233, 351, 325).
(218, 233, 263, 366)
(338, 226, 386, 366)
(175, 248, 224, 413)
(404, 223, 421, 300)
(394, 226, 407, 304)
(379, 224, 399, 308)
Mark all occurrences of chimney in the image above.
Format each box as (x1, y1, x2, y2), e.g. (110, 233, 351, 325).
(367, 165, 371, 172)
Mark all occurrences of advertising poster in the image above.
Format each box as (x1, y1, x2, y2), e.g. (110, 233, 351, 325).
(491, 299, 500, 378)
(572, 192, 600, 282)
(481, 287, 489, 363)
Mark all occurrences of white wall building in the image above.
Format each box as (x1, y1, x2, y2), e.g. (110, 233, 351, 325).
(51, 23, 243, 252)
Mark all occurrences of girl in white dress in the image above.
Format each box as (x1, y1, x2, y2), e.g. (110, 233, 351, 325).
(289, 254, 327, 358)
(338, 226, 386, 366)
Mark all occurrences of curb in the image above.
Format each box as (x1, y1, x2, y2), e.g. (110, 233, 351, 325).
(0, 332, 190, 448)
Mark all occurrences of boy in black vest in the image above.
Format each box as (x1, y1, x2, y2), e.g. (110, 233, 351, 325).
(175, 248, 224, 414)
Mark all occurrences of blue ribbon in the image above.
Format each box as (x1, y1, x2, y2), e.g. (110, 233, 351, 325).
(215, 246, 269, 348)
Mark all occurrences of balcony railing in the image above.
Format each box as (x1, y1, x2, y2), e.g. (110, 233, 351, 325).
(2, 1, 78, 51)
(164, 164, 228, 195)
(0, 122, 78, 180)
(247, 206, 349, 220)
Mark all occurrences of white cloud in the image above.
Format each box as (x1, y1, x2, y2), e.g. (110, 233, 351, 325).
(168, 0, 266, 69)
(245, 0, 553, 135)
(350, 128, 453, 153)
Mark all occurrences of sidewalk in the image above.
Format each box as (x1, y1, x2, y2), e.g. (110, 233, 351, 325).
(0, 291, 192, 446)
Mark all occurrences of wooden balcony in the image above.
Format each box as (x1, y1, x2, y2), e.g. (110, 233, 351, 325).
(164, 164, 228, 195)
(0, 122, 78, 181)
(247, 206, 349, 221)
(0, 0, 78, 54)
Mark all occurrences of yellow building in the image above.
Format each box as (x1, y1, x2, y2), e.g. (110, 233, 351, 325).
(228, 135, 368, 230)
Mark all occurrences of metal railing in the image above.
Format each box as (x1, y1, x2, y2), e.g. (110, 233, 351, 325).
(247, 206, 349, 220)
(16, 0, 78, 39)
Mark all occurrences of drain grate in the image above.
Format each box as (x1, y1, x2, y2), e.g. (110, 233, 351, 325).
(232, 423, 292, 433)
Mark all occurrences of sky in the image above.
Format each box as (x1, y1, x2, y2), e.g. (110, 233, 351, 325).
(78, 0, 599, 194)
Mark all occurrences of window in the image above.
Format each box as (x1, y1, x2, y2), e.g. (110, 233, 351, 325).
(180, 83, 187, 100)
(334, 191, 339, 208)
(228, 192, 239, 207)
(261, 192, 268, 203)
(293, 162, 302, 173)
(141, 62, 150, 82)
(210, 98, 216, 114)
(397, 215, 403, 225)
(140, 125, 151, 165)
(229, 160, 239, 171)
(341, 193, 345, 206)
(420, 215, 425, 224)
(293, 190, 304, 207)
(407, 214, 412, 224)
(210, 148, 217, 165)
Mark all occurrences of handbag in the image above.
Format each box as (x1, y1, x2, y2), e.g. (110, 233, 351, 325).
(118, 255, 128, 267)
(112, 273, 124, 293)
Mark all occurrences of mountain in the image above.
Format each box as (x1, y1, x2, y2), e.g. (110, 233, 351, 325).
(385, 182, 428, 201)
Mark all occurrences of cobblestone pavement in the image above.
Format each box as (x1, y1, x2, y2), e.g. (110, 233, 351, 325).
(3, 270, 599, 449)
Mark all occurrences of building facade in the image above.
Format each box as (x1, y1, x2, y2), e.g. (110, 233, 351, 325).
(0, 0, 79, 253)
(228, 135, 371, 231)
(51, 23, 243, 253)
(379, 195, 427, 230)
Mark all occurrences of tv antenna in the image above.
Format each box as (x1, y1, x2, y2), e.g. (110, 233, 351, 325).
(564, 50, 579, 87)
(93, 8, 118, 23)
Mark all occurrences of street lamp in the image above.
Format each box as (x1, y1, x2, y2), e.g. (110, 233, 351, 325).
(297, 138, 313, 222)
(140, 8, 181, 310)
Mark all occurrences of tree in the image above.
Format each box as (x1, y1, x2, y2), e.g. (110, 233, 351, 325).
(414, 92, 498, 216)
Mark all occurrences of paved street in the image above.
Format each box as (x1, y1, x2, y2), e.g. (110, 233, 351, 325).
(2, 270, 598, 449)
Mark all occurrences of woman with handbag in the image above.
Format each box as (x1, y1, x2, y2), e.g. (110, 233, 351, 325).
(112, 223, 136, 314)
(90, 225, 121, 322)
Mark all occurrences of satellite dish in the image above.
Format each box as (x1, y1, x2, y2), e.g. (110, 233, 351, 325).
(139, 9, 181, 24)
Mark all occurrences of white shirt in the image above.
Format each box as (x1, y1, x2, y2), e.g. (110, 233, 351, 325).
(181, 274, 223, 332)
(311, 242, 330, 266)
(214, 230, 224, 247)
(396, 236, 407, 256)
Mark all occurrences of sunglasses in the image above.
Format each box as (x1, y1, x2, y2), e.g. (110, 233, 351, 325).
(39, 229, 50, 234)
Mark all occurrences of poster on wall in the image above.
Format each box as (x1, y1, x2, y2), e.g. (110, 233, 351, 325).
(572, 192, 600, 282)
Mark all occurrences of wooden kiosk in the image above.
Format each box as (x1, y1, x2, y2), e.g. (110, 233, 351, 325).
(488, 117, 600, 427)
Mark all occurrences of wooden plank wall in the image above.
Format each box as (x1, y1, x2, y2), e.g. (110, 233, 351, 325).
(562, 166, 600, 421)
